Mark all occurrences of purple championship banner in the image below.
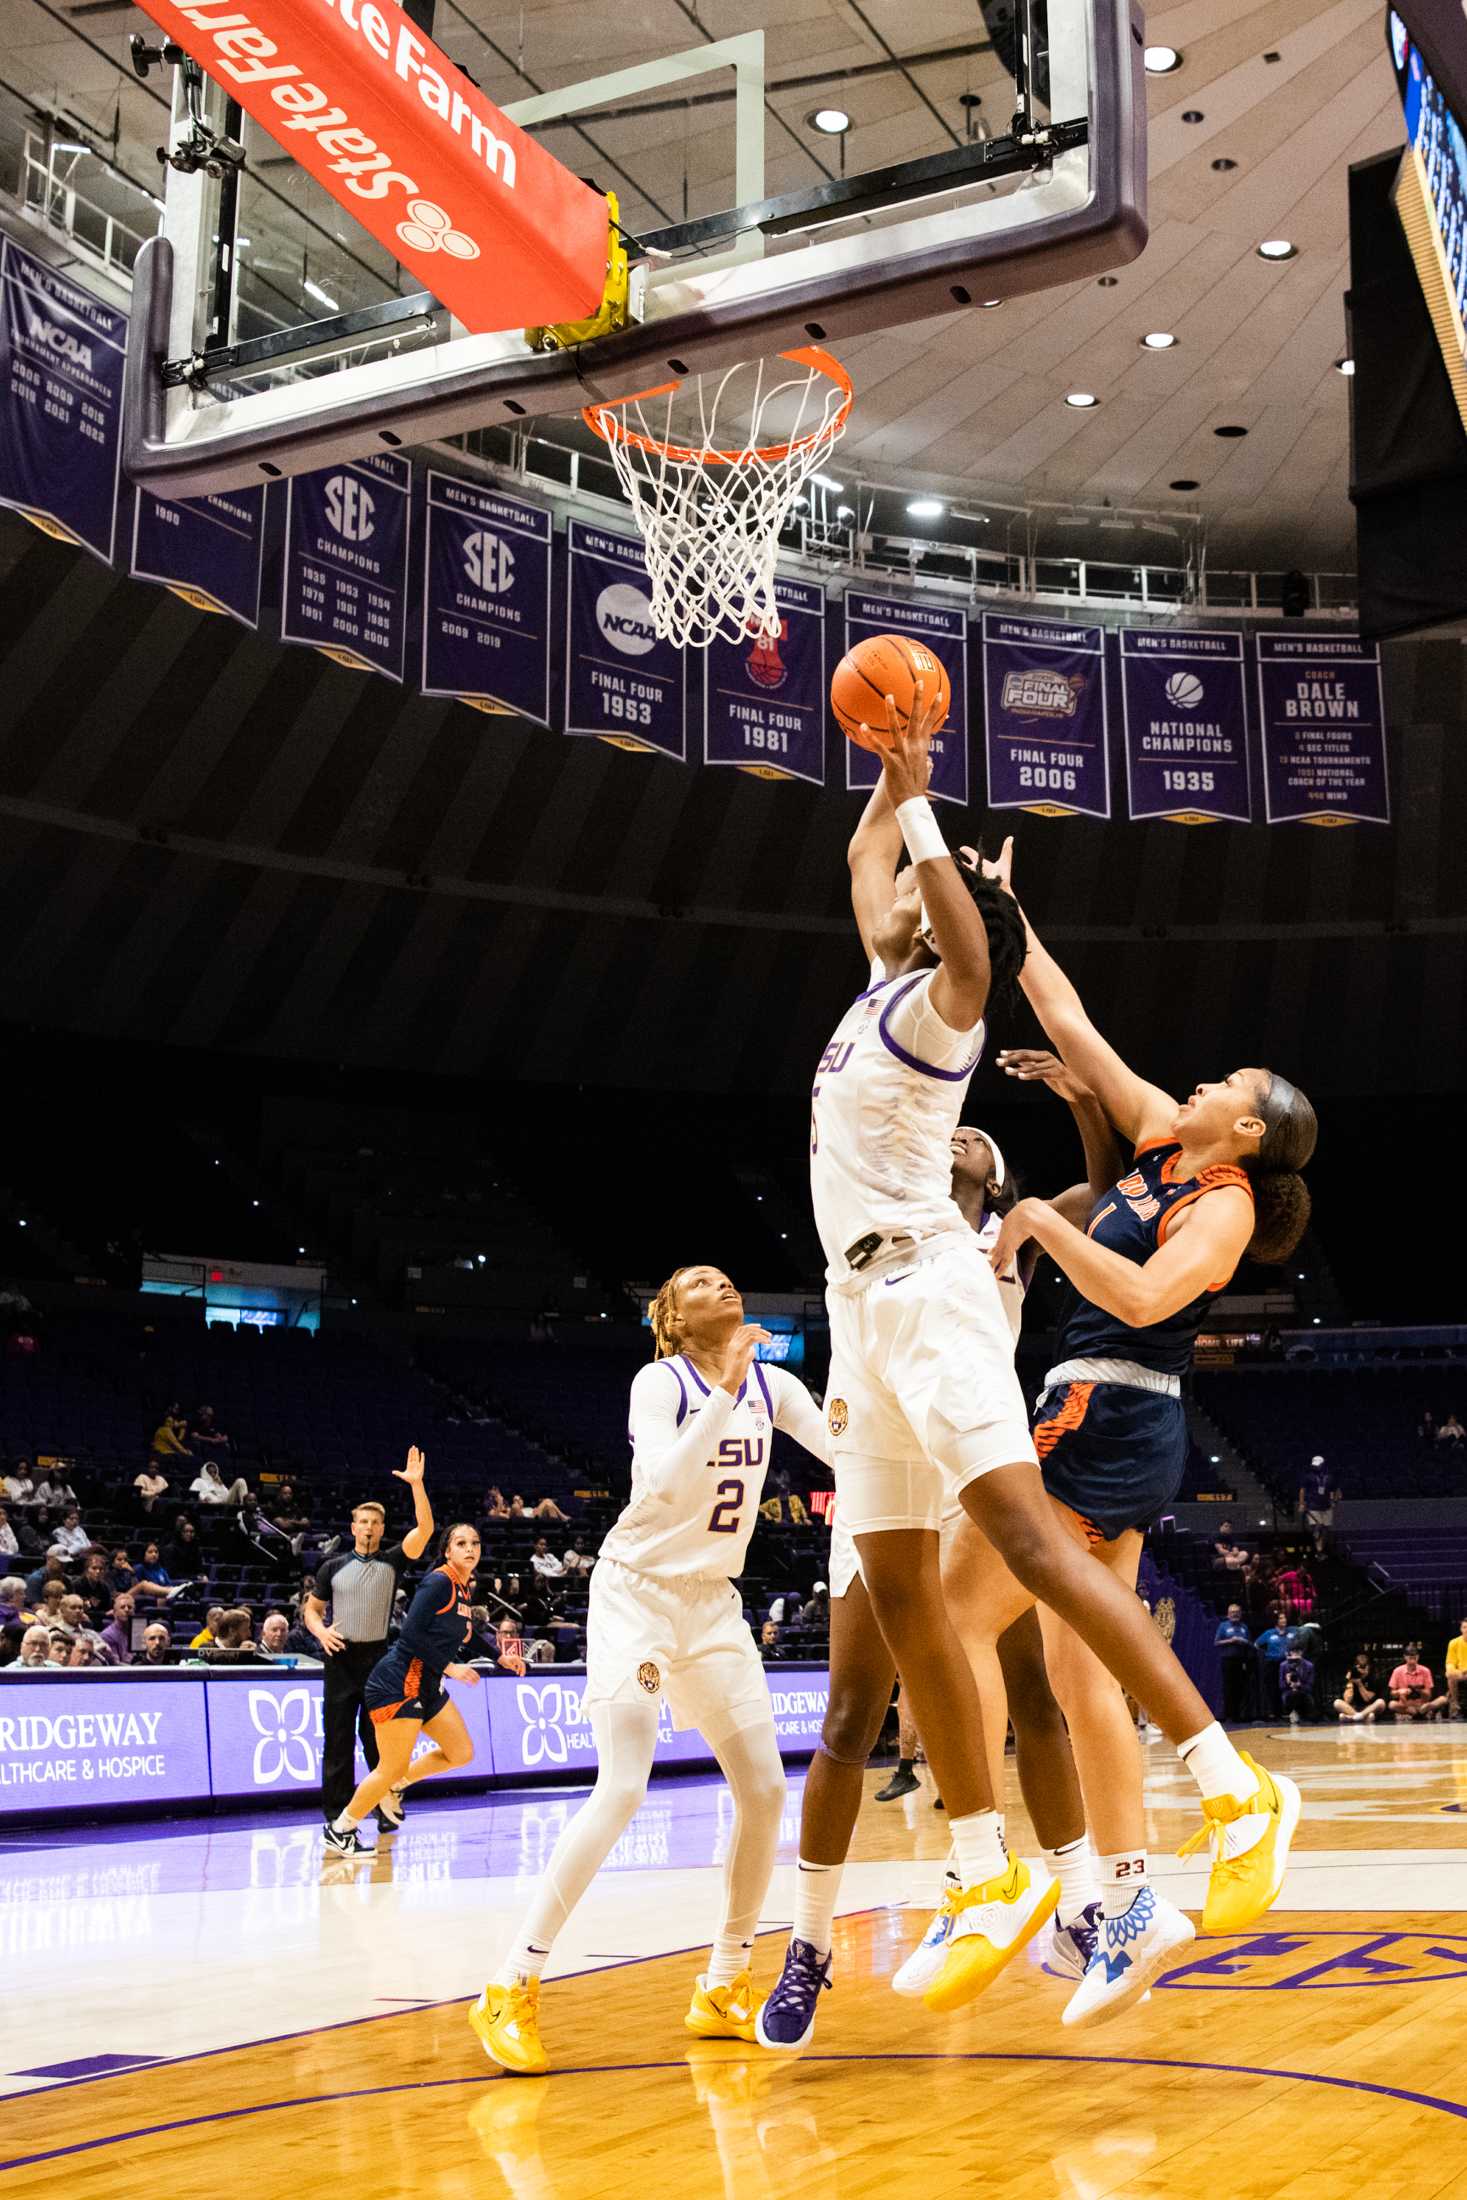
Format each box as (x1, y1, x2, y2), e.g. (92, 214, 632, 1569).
(282, 451, 411, 680)
(704, 576, 826, 784)
(565, 521, 686, 758)
(0, 1676, 209, 1816)
(1256, 633, 1391, 826)
(0, 239, 125, 564)
(1120, 627, 1251, 824)
(130, 483, 266, 630)
(843, 591, 968, 806)
(982, 613, 1111, 819)
(421, 472, 552, 724)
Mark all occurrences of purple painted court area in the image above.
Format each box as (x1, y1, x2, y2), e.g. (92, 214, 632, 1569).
(13, 2053, 163, 2080)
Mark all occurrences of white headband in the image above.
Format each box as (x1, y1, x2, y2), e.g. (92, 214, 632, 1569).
(971, 1127, 1007, 1191)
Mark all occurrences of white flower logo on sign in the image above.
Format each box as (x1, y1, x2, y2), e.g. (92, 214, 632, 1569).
(248, 1687, 317, 1786)
(395, 199, 480, 260)
(516, 1681, 571, 1768)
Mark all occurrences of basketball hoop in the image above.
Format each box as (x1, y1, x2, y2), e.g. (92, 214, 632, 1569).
(583, 346, 853, 648)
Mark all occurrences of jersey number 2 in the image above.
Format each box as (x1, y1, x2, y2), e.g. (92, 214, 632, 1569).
(708, 1478, 744, 1534)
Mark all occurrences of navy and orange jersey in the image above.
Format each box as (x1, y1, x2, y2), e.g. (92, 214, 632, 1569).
(394, 1566, 474, 1681)
(1054, 1139, 1254, 1377)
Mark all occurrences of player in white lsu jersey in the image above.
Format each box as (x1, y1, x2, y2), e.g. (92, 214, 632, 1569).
(471, 1263, 831, 2076)
(798, 683, 1297, 2019)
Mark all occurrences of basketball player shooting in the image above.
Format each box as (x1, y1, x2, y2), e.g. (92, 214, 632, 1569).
(808, 674, 1300, 2013)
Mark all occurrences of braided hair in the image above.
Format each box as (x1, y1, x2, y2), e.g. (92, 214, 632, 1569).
(648, 1267, 692, 1359)
(1241, 1071, 1317, 1264)
(959, 868, 1029, 1026)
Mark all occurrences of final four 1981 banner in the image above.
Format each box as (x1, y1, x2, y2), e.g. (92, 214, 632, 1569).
(704, 576, 826, 784)
(1256, 633, 1389, 825)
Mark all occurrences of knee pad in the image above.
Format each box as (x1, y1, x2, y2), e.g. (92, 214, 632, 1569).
(816, 1732, 874, 1771)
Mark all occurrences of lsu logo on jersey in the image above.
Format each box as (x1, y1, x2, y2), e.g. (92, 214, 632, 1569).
(637, 1660, 662, 1695)
(827, 1397, 848, 1437)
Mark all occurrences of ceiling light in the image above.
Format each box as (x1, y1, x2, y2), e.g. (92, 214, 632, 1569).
(1097, 275, 1119, 288)
(303, 277, 340, 308)
(1211, 156, 1238, 172)
(1141, 331, 1177, 349)
(809, 106, 850, 134)
(906, 497, 946, 517)
(1064, 391, 1100, 408)
(1335, 356, 1355, 376)
(836, 504, 854, 519)
(978, 297, 1004, 308)
(1257, 239, 1297, 260)
(810, 472, 845, 493)
(1213, 423, 1249, 438)
(1170, 478, 1200, 491)
(1144, 45, 1182, 72)
(1181, 109, 1204, 123)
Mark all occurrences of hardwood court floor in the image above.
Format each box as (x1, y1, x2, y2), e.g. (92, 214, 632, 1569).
(4, 1728, 1467, 2198)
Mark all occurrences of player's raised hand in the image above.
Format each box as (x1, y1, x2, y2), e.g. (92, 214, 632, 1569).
(989, 1197, 1044, 1277)
(392, 1445, 426, 1486)
(998, 1046, 1092, 1103)
(718, 1323, 772, 1397)
(981, 836, 1015, 893)
(878, 681, 937, 807)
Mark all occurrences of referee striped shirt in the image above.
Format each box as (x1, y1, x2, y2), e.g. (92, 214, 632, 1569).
(315, 1543, 411, 1643)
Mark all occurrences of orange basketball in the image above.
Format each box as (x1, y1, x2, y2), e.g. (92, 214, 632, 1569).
(831, 633, 952, 753)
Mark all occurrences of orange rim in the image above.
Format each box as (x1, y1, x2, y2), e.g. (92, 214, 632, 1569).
(582, 346, 853, 467)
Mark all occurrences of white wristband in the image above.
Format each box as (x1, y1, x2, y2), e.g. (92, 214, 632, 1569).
(895, 796, 948, 868)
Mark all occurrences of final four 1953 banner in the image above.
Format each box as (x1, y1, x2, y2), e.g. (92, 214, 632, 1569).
(565, 521, 686, 760)
(1120, 627, 1251, 824)
(982, 612, 1111, 819)
(844, 590, 968, 806)
(1256, 633, 1390, 826)
(704, 576, 826, 784)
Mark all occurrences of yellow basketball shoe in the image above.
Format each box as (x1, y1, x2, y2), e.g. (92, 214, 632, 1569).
(1178, 1752, 1302, 1934)
(469, 1979, 549, 2076)
(921, 1857, 1059, 2014)
(686, 1969, 760, 2042)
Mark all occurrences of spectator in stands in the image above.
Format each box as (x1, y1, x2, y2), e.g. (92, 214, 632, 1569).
(561, 1535, 594, 1577)
(134, 1465, 170, 1516)
(138, 1621, 175, 1666)
(1212, 1526, 1250, 1572)
(168, 1517, 205, 1574)
(1214, 1605, 1253, 1723)
(0, 1506, 16, 1560)
(27, 1578, 68, 1627)
(190, 1461, 249, 1506)
(54, 1506, 89, 1560)
(759, 1619, 785, 1663)
(0, 1619, 25, 1665)
(99, 1592, 136, 1665)
(269, 1485, 310, 1540)
(110, 1548, 138, 1597)
(529, 1493, 571, 1524)
(150, 1407, 193, 1465)
(495, 1617, 526, 1675)
(0, 1575, 24, 1623)
(1335, 1653, 1386, 1723)
(530, 1535, 564, 1581)
(15, 1623, 62, 1668)
(1274, 1560, 1316, 1616)
(260, 1612, 292, 1659)
(1390, 1644, 1449, 1720)
(800, 1581, 831, 1636)
(485, 1487, 510, 1521)
(51, 1627, 86, 1668)
(197, 1609, 272, 1665)
(1438, 1413, 1466, 1447)
(190, 1604, 226, 1651)
(33, 1467, 77, 1524)
(1254, 1605, 1296, 1715)
(3, 1460, 36, 1511)
(1419, 1411, 1437, 1443)
(129, 1542, 177, 1602)
(1446, 1620, 1467, 1719)
(76, 1550, 115, 1625)
(1297, 1455, 1339, 1529)
(191, 1405, 231, 1452)
(1279, 1646, 1316, 1723)
(24, 1547, 70, 1604)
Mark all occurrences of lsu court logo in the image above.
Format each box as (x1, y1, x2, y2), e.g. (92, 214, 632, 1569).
(247, 1688, 318, 1786)
(463, 529, 514, 594)
(827, 1397, 848, 1437)
(395, 199, 480, 261)
(1001, 668, 1084, 720)
(596, 581, 658, 656)
(1164, 671, 1205, 710)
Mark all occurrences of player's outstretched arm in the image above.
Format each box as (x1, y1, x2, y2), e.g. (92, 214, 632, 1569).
(847, 779, 904, 965)
(989, 1183, 1254, 1328)
(879, 684, 990, 1029)
(394, 1445, 435, 1560)
(769, 1369, 835, 1468)
(999, 1046, 1128, 1204)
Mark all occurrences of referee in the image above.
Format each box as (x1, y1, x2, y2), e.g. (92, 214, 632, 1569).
(303, 1447, 434, 1836)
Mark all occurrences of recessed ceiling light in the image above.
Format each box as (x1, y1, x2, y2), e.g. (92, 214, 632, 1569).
(1097, 275, 1119, 288)
(1181, 110, 1204, 123)
(1263, 49, 1281, 63)
(978, 298, 1004, 308)
(809, 106, 850, 134)
(1211, 156, 1238, 172)
(1334, 356, 1356, 376)
(1213, 423, 1249, 438)
(1257, 238, 1297, 260)
(906, 497, 946, 517)
(810, 471, 845, 492)
(1141, 331, 1178, 349)
(1170, 478, 1200, 491)
(1064, 391, 1100, 408)
(1144, 45, 1182, 72)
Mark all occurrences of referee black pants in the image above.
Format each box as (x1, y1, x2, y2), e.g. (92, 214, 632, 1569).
(321, 1639, 387, 1820)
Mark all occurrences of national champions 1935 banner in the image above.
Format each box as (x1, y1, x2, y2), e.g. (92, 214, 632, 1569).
(1120, 626, 1251, 824)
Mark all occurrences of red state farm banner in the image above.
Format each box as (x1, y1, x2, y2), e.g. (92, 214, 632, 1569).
(141, 0, 608, 333)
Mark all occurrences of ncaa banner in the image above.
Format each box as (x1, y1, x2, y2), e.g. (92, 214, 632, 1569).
(982, 613, 1110, 820)
(565, 521, 685, 760)
(1120, 627, 1251, 824)
(421, 471, 551, 724)
(1256, 633, 1390, 826)
(0, 239, 125, 563)
(131, 483, 266, 629)
(843, 591, 968, 806)
(704, 575, 826, 784)
(281, 450, 410, 679)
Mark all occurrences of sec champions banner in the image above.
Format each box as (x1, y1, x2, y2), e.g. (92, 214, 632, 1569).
(1120, 627, 1251, 824)
(1256, 634, 1390, 826)
(704, 576, 826, 784)
(0, 238, 125, 563)
(282, 451, 411, 679)
(421, 472, 552, 724)
(843, 591, 968, 806)
(565, 521, 685, 759)
(982, 613, 1110, 818)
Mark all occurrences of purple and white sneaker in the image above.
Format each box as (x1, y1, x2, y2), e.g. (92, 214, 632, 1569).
(754, 1936, 832, 2052)
(1047, 1899, 1102, 1981)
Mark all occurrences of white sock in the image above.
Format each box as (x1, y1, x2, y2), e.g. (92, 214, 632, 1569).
(792, 1857, 842, 1957)
(501, 1938, 550, 1983)
(706, 1933, 755, 1990)
(949, 1808, 1007, 1889)
(1177, 1722, 1255, 1803)
(331, 1809, 360, 1833)
(1097, 1848, 1148, 1915)
(1043, 1835, 1101, 1927)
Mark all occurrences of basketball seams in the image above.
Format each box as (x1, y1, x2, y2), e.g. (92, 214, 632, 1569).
(832, 632, 951, 746)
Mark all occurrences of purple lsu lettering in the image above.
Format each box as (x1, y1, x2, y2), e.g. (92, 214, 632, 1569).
(810, 1036, 855, 1155)
(706, 1437, 763, 1533)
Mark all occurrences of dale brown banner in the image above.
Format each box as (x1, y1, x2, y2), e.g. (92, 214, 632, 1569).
(140, 0, 608, 331)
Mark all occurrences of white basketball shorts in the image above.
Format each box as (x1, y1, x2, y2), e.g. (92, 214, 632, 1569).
(824, 1235, 1037, 1537)
(582, 1556, 773, 1745)
(828, 1507, 863, 1600)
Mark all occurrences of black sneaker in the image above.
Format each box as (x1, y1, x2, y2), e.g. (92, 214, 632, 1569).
(323, 1820, 364, 1854)
(375, 1788, 406, 1832)
(875, 1764, 920, 1802)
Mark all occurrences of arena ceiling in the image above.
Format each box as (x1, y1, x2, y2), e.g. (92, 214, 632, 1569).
(1, 0, 1405, 567)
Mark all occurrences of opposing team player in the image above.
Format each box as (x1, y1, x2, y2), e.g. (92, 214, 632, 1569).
(972, 868, 1317, 2022)
(805, 684, 1302, 2015)
(470, 1265, 830, 2075)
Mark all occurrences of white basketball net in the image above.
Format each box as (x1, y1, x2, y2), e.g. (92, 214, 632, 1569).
(584, 348, 852, 649)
